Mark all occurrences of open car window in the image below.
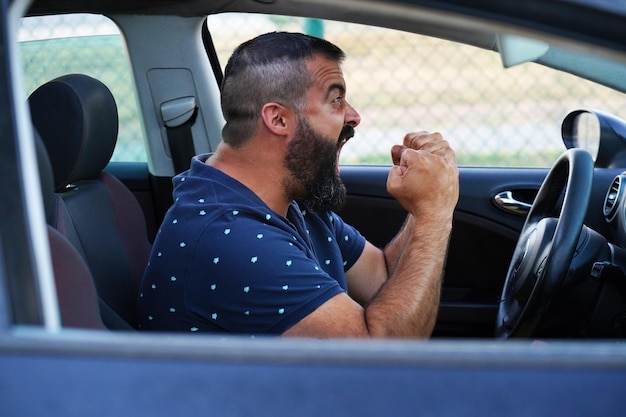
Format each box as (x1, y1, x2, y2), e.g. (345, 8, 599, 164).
(18, 14, 146, 163)
(206, 13, 625, 168)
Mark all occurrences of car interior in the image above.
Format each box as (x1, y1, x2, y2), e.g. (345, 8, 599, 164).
(7, 0, 626, 342)
(3, 1, 626, 415)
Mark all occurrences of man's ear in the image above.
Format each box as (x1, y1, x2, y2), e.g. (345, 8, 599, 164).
(261, 103, 294, 137)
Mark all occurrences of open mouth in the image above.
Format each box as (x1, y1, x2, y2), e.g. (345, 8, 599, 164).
(336, 125, 355, 174)
(338, 124, 355, 145)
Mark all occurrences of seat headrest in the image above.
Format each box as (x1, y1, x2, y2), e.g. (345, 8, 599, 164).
(28, 74, 119, 191)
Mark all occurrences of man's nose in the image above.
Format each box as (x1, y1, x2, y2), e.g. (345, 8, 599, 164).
(345, 102, 361, 128)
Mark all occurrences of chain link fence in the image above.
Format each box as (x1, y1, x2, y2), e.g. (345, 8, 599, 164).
(18, 13, 626, 167)
(207, 14, 626, 167)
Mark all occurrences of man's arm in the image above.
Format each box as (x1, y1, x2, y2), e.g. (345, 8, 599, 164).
(382, 214, 415, 277)
(283, 131, 458, 338)
(344, 215, 413, 306)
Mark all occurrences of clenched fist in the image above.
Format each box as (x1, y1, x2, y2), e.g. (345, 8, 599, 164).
(387, 131, 459, 221)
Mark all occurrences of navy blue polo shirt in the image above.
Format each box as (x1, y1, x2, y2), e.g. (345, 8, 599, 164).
(137, 154, 366, 335)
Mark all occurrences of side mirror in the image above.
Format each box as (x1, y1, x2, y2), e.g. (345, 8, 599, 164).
(562, 109, 626, 168)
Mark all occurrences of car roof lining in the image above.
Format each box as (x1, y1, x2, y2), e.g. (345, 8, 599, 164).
(24, 0, 626, 92)
(27, 0, 503, 50)
(24, 0, 622, 57)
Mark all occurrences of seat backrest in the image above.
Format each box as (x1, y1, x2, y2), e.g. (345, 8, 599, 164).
(29, 74, 151, 329)
(35, 129, 105, 330)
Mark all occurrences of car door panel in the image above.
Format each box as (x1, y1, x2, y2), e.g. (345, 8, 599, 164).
(339, 166, 532, 336)
(340, 165, 622, 337)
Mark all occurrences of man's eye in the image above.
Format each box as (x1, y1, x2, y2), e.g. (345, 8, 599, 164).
(333, 96, 343, 104)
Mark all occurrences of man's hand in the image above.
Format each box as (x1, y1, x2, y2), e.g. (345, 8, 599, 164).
(387, 131, 459, 221)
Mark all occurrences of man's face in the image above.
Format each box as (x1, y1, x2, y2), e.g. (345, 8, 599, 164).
(284, 117, 354, 213)
(282, 55, 361, 213)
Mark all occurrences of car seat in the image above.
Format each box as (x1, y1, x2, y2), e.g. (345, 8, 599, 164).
(35, 129, 105, 329)
(29, 74, 151, 329)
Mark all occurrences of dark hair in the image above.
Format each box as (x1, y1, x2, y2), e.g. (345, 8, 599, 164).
(220, 32, 345, 147)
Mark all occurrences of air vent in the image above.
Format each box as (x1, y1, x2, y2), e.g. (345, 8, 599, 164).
(604, 175, 623, 221)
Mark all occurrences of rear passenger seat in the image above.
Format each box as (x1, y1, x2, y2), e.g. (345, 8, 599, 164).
(29, 74, 152, 329)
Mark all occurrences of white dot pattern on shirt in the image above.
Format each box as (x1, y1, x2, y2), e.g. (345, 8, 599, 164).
(143, 205, 355, 331)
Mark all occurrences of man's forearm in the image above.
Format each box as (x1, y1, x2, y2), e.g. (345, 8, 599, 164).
(383, 214, 414, 276)
(365, 215, 452, 338)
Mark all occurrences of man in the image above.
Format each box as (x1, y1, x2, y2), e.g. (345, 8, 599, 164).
(138, 32, 459, 338)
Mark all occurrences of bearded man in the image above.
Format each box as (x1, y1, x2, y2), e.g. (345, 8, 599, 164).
(137, 32, 459, 338)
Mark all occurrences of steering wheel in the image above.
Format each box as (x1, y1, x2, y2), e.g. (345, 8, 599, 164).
(496, 148, 594, 338)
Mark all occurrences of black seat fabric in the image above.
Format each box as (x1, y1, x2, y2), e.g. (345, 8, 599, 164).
(29, 74, 151, 329)
(47, 227, 107, 330)
(35, 130, 105, 330)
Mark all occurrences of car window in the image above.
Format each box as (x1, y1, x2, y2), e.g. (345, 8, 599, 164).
(18, 14, 146, 163)
(206, 13, 624, 168)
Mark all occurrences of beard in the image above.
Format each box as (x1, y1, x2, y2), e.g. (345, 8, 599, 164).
(284, 117, 354, 213)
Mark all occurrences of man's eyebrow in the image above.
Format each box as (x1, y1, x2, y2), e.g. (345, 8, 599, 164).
(326, 82, 346, 98)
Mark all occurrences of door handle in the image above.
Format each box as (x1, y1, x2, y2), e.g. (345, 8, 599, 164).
(493, 191, 532, 216)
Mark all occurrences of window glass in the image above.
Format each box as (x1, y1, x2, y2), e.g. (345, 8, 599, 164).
(206, 13, 624, 167)
(18, 14, 146, 163)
